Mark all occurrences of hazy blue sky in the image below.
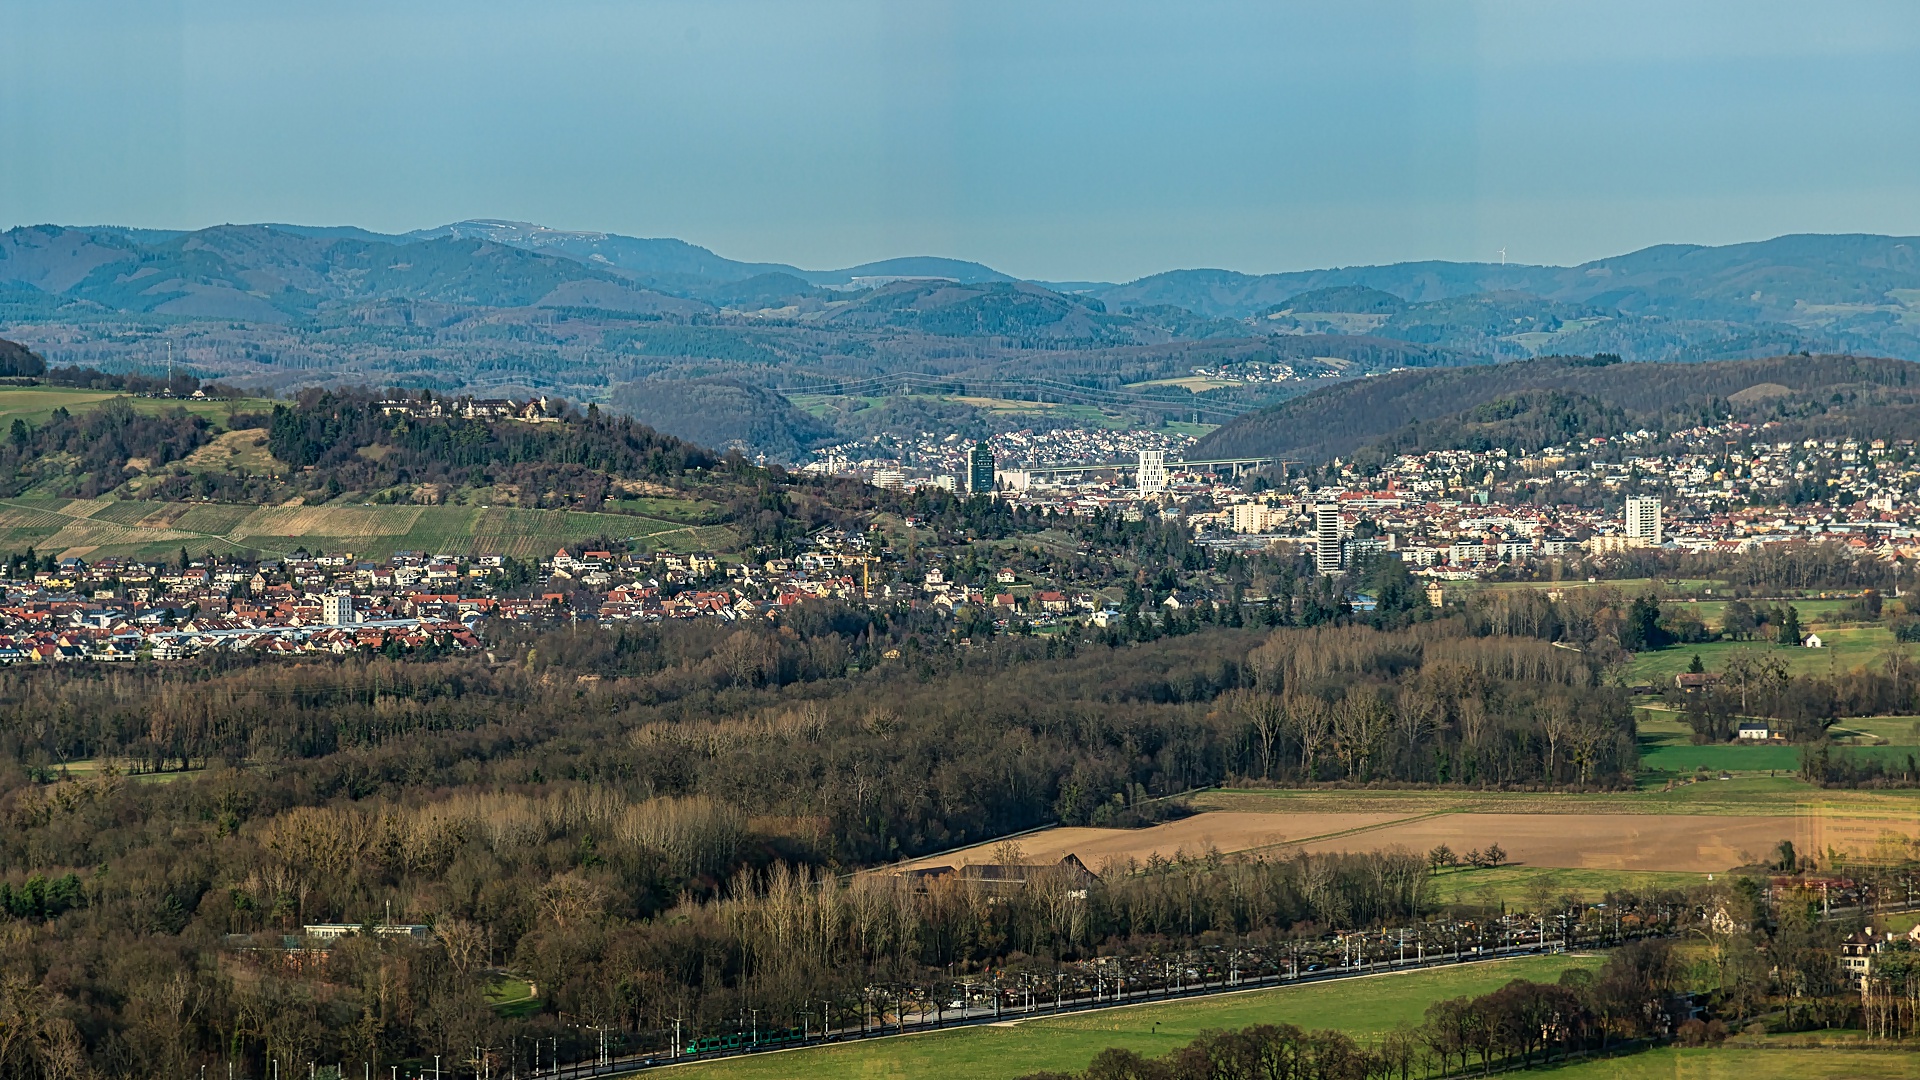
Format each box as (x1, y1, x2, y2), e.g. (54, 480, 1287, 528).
(4, 0, 1920, 281)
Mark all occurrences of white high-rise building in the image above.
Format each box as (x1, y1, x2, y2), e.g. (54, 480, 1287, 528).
(1314, 503, 1343, 574)
(1136, 449, 1168, 493)
(1625, 496, 1663, 546)
(322, 593, 357, 626)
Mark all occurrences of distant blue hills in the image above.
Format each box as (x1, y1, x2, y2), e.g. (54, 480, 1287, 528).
(4, 218, 1920, 368)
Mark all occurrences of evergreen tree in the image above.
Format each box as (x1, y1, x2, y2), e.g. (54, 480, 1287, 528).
(1778, 604, 1803, 646)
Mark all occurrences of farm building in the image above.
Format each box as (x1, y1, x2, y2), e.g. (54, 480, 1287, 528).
(900, 854, 1098, 896)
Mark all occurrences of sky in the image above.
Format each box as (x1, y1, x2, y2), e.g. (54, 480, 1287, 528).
(4, 0, 1920, 283)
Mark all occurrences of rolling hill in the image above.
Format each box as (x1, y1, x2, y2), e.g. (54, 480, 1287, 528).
(1192, 353, 1920, 463)
(11, 221, 1920, 458)
(607, 377, 835, 460)
(0, 224, 706, 322)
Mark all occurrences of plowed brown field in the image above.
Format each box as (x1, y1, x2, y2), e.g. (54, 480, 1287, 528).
(892, 807, 1920, 875)
(890, 812, 1404, 874)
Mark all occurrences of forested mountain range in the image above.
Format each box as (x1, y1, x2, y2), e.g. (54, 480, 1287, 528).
(1194, 353, 1920, 463)
(5, 221, 1920, 458)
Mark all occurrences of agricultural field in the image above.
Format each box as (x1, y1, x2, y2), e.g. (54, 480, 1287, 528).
(0, 496, 731, 560)
(1124, 376, 1241, 393)
(888, 812, 1410, 875)
(887, 794, 1920, 880)
(0, 385, 277, 427)
(663, 954, 1597, 1080)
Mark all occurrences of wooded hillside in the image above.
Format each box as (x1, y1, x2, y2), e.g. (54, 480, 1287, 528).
(1194, 353, 1920, 462)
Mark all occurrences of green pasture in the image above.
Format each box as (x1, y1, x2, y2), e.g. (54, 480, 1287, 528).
(1640, 743, 1801, 774)
(1428, 865, 1711, 906)
(1830, 716, 1920, 745)
(659, 955, 1597, 1080)
(1635, 707, 1919, 776)
(1160, 421, 1220, 437)
(1548, 1047, 1920, 1079)
(1624, 629, 1900, 685)
(0, 385, 277, 428)
(1641, 742, 1919, 775)
(1679, 597, 1862, 627)
(1203, 777, 1920, 816)
(486, 975, 541, 1019)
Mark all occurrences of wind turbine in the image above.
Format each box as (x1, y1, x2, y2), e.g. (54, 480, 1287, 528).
(1497, 247, 1507, 266)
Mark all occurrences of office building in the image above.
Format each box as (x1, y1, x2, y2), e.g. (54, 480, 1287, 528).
(968, 442, 996, 494)
(1137, 449, 1167, 493)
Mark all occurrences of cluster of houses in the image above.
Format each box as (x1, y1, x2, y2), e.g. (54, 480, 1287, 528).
(376, 395, 562, 423)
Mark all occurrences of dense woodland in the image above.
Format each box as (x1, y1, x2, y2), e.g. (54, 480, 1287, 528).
(262, 389, 717, 507)
(0, 602, 1650, 1079)
(2, 544, 1918, 1074)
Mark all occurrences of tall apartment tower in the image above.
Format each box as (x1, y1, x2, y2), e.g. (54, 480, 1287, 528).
(1314, 503, 1343, 574)
(1137, 449, 1168, 493)
(322, 593, 357, 626)
(967, 441, 996, 494)
(1625, 496, 1663, 546)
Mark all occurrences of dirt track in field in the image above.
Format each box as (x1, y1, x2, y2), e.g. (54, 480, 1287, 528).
(891, 808, 1920, 876)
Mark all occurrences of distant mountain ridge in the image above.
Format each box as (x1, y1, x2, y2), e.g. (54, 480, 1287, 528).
(403, 220, 1013, 290)
(9, 219, 1920, 461)
(1092, 234, 1920, 318)
(0, 221, 1910, 360)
